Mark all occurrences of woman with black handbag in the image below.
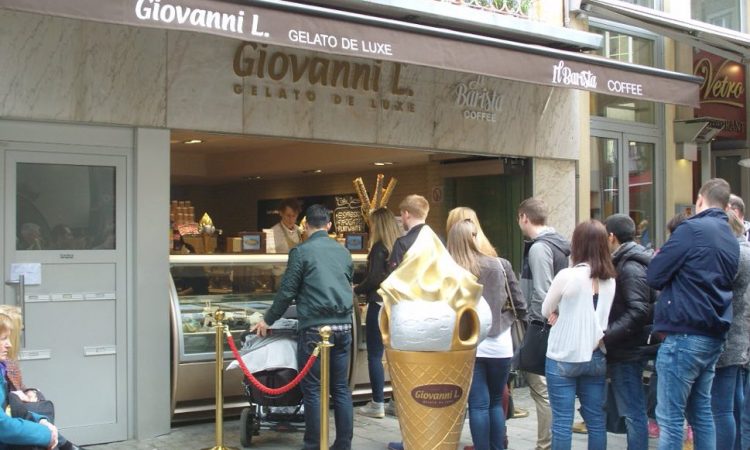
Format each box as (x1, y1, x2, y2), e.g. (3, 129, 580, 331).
(447, 217, 521, 450)
(542, 220, 616, 450)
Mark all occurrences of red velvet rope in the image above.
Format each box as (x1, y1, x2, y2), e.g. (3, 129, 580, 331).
(226, 331, 318, 396)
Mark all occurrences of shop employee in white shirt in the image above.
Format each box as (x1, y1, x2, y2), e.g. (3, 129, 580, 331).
(271, 198, 303, 253)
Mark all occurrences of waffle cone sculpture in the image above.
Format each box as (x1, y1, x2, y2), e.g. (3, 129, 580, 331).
(378, 226, 483, 450)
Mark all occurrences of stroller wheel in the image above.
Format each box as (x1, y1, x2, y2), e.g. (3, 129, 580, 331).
(240, 407, 258, 447)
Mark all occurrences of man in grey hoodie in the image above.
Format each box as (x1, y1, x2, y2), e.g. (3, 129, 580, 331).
(517, 197, 571, 450)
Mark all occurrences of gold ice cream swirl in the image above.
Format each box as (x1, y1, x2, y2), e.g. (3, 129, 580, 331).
(378, 226, 483, 350)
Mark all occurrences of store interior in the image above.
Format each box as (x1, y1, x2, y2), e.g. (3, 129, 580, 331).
(169, 129, 531, 268)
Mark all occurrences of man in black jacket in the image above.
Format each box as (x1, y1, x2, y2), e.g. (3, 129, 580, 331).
(603, 214, 657, 450)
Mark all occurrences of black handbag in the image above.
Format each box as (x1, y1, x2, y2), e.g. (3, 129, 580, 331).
(514, 320, 551, 375)
(8, 390, 55, 423)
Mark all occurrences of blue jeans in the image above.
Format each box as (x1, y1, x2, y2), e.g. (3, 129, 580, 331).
(546, 350, 607, 450)
(655, 334, 723, 450)
(609, 360, 648, 450)
(468, 357, 512, 450)
(711, 365, 744, 450)
(742, 369, 750, 450)
(298, 326, 353, 450)
(365, 303, 385, 403)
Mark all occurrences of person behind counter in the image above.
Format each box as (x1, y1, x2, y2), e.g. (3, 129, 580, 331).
(271, 198, 303, 253)
(253, 204, 354, 450)
(354, 208, 402, 419)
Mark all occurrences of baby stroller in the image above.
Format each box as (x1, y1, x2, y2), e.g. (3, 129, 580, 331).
(232, 311, 305, 447)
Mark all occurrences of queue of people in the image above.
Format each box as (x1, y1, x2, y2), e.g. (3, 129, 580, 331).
(243, 178, 748, 450)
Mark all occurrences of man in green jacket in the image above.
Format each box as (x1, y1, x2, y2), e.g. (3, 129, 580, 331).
(253, 204, 354, 450)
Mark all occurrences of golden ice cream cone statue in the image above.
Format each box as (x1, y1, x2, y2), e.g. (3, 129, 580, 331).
(378, 226, 483, 450)
(353, 174, 398, 218)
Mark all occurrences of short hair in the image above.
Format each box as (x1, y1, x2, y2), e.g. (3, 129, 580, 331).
(667, 213, 688, 235)
(398, 195, 429, 220)
(518, 197, 548, 226)
(305, 204, 330, 228)
(604, 214, 636, 244)
(571, 220, 617, 280)
(698, 178, 731, 209)
(279, 198, 301, 214)
(729, 194, 745, 216)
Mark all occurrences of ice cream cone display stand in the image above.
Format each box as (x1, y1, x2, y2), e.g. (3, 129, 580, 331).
(379, 226, 485, 450)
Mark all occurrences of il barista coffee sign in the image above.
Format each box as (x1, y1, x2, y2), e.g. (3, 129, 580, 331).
(233, 43, 416, 114)
(693, 51, 746, 140)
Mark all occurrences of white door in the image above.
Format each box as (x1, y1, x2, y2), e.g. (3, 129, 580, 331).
(2, 141, 128, 444)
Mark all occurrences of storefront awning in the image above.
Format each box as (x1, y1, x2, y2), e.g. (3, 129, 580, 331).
(0, 0, 701, 107)
(576, 0, 750, 64)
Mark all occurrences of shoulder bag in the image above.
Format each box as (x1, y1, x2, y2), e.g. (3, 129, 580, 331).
(8, 390, 55, 423)
(501, 267, 526, 353)
(514, 319, 551, 375)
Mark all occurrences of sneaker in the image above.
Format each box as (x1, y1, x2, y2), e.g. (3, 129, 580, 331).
(572, 421, 588, 434)
(648, 419, 660, 439)
(387, 442, 404, 450)
(512, 407, 529, 418)
(358, 401, 385, 418)
(385, 400, 398, 417)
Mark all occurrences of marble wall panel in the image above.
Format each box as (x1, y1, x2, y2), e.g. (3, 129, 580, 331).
(0, 11, 166, 127)
(77, 22, 166, 126)
(167, 31, 243, 133)
(534, 158, 577, 239)
(0, 11, 80, 120)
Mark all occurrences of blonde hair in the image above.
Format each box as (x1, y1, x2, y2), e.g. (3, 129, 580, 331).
(447, 219, 481, 277)
(729, 209, 745, 237)
(369, 208, 402, 253)
(0, 313, 15, 359)
(398, 195, 429, 220)
(446, 207, 497, 257)
(0, 306, 21, 360)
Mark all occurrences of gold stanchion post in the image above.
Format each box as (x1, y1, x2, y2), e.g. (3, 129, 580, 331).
(202, 309, 238, 450)
(318, 326, 333, 450)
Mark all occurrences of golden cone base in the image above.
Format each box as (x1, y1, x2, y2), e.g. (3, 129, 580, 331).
(386, 348, 476, 450)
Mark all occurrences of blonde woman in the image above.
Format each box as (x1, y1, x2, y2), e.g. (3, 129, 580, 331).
(448, 219, 516, 450)
(355, 207, 402, 418)
(446, 207, 527, 340)
(0, 312, 59, 449)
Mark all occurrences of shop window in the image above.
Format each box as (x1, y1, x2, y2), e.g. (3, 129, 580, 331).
(692, 0, 743, 32)
(589, 27, 656, 124)
(590, 137, 620, 221)
(619, 0, 657, 8)
(628, 141, 655, 250)
(16, 163, 116, 250)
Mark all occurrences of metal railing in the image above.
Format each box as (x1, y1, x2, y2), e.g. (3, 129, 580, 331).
(434, 0, 535, 18)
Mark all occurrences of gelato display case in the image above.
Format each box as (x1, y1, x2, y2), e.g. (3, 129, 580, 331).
(169, 253, 375, 421)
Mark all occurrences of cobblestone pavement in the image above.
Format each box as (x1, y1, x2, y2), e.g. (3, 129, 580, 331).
(88, 386, 659, 449)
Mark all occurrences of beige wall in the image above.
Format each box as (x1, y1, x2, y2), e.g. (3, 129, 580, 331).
(0, 9, 581, 162)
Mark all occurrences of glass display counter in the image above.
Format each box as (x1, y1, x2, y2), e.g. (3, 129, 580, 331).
(169, 253, 369, 420)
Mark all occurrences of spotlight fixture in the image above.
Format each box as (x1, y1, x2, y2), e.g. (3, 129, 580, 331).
(183, 139, 203, 145)
(246, 176, 262, 180)
(303, 169, 323, 174)
(373, 162, 394, 166)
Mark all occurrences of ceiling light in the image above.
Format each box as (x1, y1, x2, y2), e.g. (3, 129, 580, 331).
(246, 176, 262, 180)
(739, 158, 750, 168)
(303, 169, 323, 174)
(183, 139, 203, 145)
(373, 162, 394, 166)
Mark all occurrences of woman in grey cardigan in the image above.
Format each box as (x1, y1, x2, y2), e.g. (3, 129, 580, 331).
(711, 211, 750, 449)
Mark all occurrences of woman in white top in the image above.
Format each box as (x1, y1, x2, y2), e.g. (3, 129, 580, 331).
(542, 220, 616, 450)
(447, 218, 518, 450)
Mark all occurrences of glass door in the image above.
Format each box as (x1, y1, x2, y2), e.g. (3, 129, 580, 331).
(590, 132, 659, 249)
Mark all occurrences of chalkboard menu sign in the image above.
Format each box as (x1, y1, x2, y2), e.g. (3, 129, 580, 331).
(258, 193, 366, 234)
